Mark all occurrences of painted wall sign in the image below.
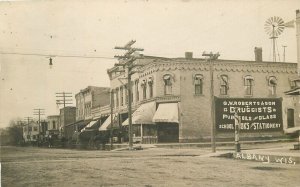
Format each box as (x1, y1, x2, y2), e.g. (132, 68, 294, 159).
(215, 98, 283, 133)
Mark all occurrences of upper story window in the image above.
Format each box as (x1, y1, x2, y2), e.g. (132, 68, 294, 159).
(141, 79, 147, 100)
(33, 126, 38, 131)
(125, 84, 128, 104)
(135, 80, 139, 102)
(194, 74, 203, 95)
(120, 86, 124, 106)
(115, 88, 119, 107)
(244, 75, 254, 96)
(148, 77, 153, 98)
(268, 76, 277, 96)
(220, 75, 229, 95)
(163, 74, 172, 95)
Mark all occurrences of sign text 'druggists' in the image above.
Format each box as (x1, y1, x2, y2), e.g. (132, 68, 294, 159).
(215, 98, 283, 132)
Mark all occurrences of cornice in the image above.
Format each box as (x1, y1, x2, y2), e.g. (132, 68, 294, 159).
(138, 61, 297, 77)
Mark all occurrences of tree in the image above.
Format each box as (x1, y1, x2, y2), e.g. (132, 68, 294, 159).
(1, 119, 24, 145)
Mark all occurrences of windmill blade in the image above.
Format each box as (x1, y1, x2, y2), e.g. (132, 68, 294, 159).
(266, 19, 272, 25)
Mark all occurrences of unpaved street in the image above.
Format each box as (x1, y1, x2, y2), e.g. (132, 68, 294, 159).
(1, 146, 300, 187)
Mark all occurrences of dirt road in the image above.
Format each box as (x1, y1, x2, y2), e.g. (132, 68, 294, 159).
(1, 146, 299, 187)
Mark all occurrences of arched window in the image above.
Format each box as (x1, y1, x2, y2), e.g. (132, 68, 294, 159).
(194, 74, 203, 95)
(220, 75, 229, 95)
(125, 84, 128, 104)
(148, 77, 153, 98)
(163, 74, 172, 95)
(268, 76, 277, 95)
(244, 75, 254, 95)
(120, 86, 124, 106)
(135, 80, 139, 102)
(115, 88, 119, 107)
(141, 79, 147, 100)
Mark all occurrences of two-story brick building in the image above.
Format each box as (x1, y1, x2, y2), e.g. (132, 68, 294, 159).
(75, 86, 110, 121)
(64, 86, 110, 141)
(107, 48, 297, 143)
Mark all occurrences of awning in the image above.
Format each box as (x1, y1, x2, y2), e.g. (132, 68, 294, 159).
(284, 87, 300, 95)
(122, 102, 156, 126)
(65, 120, 91, 132)
(98, 114, 118, 131)
(80, 120, 98, 132)
(284, 126, 300, 134)
(152, 103, 179, 123)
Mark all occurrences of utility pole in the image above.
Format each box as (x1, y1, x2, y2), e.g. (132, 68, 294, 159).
(33, 109, 45, 136)
(110, 89, 114, 150)
(56, 92, 73, 137)
(234, 109, 241, 152)
(202, 52, 220, 153)
(24, 117, 33, 141)
(282, 45, 287, 62)
(56, 92, 73, 108)
(114, 40, 144, 150)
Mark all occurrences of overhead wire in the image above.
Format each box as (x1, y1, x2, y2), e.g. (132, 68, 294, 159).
(0, 51, 115, 59)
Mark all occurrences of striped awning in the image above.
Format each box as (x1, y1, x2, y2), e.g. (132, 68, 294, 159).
(152, 103, 179, 123)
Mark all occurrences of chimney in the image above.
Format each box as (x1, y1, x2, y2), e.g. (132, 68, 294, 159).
(254, 47, 262, 62)
(185, 52, 193, 59)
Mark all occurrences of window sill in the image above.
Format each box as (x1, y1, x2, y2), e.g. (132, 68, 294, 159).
(194, 94, 204, 96)
(219, 94, 229, 98)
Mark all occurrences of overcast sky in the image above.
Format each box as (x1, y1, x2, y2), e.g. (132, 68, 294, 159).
(0, 0, 299, 128)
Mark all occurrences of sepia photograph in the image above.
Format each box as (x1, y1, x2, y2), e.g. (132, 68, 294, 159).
(0, 0, 300, 186)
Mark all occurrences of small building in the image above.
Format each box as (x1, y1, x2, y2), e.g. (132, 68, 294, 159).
(23, 121, 40, 142)
(46, 115, 60, 136)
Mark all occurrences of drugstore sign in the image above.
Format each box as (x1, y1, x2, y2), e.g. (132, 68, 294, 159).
(215, 98, 283, 132)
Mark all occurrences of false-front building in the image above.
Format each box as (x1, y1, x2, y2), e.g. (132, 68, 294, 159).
(107, 50, 297, 143)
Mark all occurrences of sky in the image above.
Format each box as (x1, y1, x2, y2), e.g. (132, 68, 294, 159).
(0, 0, 299, 128)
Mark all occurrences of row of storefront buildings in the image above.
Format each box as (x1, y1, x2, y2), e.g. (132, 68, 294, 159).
(23, 10, 300, 145)
(23, 48, 300, 144)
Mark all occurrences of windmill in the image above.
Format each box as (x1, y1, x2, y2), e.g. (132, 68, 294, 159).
(264, 16, 285, 62)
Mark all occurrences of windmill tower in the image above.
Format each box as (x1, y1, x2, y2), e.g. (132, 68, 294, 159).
(264, 16, 285, 62)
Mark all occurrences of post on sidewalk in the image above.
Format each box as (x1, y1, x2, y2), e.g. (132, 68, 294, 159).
(234, 109, 241, 152)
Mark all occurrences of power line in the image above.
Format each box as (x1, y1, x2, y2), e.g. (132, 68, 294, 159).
(0, 51, 115, 59)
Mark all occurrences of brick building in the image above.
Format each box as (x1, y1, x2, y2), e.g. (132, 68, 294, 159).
(107, 49, 297, 143)
(60, 106, 76, 138)
(64, 86, 110, 141)
(75, 86, 110, 121)
(284, 9, 300, 135)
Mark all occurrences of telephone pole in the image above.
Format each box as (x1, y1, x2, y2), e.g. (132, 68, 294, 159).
(202, 52, 220, 153)
(56, 92, 73, 108)
(33, 109, 45, 138)
(56, 92, 73, 137)
(114, 40, 144, 150)
(24, 117, 33, 141)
